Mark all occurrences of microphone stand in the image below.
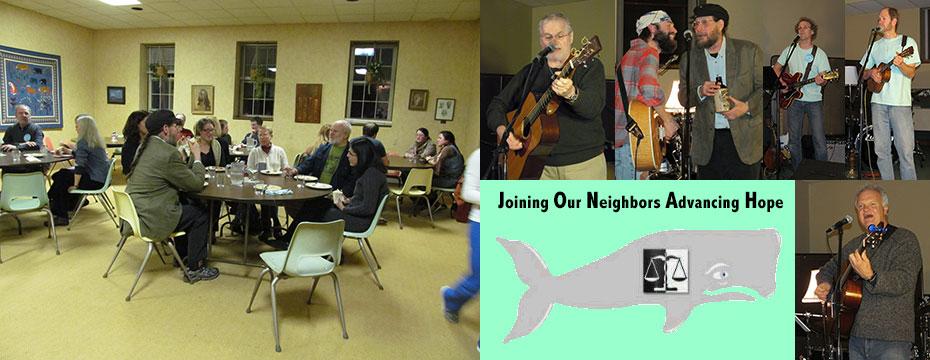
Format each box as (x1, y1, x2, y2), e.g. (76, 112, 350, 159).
(773, 38, 799, 179)
(484, 56, 543, 180)
(856, 30, 879, 180)
(830, 225, 844, 360)
(682, 37, 693, 179)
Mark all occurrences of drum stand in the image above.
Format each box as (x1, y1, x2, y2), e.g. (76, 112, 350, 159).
(796, 312, 828, 360)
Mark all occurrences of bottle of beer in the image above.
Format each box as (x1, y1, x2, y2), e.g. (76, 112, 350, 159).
(714, 76, 731, 113)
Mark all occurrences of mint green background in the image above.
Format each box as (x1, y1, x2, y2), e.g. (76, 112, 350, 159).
(481, 181, 795, 359)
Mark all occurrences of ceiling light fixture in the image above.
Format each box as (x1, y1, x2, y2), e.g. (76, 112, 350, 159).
(99, 0, 142, 6)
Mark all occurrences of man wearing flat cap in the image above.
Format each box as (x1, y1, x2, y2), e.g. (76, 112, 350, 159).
(678, 3, 763, 179)
(614, 10, 680, 180)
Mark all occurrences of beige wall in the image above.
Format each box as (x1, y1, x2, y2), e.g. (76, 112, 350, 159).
(714, 0, 763, 46)
(846, 8, 930, 88)
(796, 181, 930, 288)
(0, 2, 95, 146)
(761, 0, 844, 63)
(532, 0, 616, 80)
(480, 0, 532, 74)
(93, 21, 480, 158)
(0, 3, 479, 161)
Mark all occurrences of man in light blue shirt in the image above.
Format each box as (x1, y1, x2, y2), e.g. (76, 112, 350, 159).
(860, 7, 920, 180)
(774, 17, 832, 170)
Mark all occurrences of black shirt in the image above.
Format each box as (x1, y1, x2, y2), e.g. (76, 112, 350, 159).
(2, 122, 44, 151)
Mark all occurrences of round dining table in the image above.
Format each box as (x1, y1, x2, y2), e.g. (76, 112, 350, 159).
(191, 171, 331, 266)
(385, 154, 432, 170)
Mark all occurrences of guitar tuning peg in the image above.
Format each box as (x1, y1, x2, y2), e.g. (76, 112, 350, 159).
(581, 36, 589, 45)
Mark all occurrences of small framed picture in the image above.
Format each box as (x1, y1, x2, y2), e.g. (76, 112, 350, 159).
(191, 85, 214, 115)
(435, 98, 455, 121)
(107, 86, 125, 104)
(409, 89, 428, 111)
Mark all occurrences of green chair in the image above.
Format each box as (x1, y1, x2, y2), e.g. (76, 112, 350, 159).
(0, 172, 60, 263)
(343, 194, 389, 290)
(103, 190, 189, 301)
(388, 168, 434, 229)
(247, 220, 348, 352)
(68, 157, 118, 230)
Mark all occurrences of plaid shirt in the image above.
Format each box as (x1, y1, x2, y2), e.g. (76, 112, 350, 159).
(615, 38, 665, 147)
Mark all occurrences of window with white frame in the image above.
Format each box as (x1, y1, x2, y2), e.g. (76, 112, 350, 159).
(346, 42, 398, 121)
(237, 43, 277, 119)
(145, 45, 174, 111)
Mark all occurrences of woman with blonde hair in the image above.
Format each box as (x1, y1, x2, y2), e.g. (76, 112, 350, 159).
(47, 114, 110, 225)
(297, 123, 331, 164)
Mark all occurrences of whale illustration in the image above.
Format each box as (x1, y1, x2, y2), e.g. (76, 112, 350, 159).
(497, 229, 781, 343)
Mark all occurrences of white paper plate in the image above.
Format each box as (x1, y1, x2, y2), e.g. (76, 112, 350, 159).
(260, 169, 283, 175)
(254, 184, 282, 191)
(306, 182, 332, 190)
(294, 174, 318, 182)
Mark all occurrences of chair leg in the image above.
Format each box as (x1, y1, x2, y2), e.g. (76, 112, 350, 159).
(126, 243, 155, 302)
(395, 195, 403, 229)
(424, 197, 434, 228)
(14, 215, 22, 235)
(67, 194, 88, 231)
(358, 236, 383, 290)
(163, 239, 190, 277)
(270, 275, 282, 352)
(45, 209, 60, 255)
(331, 272, 348, 339)
(98, 194, 118, 228)
(307, 277, 321, 304)
(152, 242, 168, 265)
(103, 233, 129, 278)
(361, 237, 380, 269)
(247, 267, 270, 313)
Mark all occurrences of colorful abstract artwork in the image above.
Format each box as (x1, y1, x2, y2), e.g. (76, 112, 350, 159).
(1, 45, 62, 129)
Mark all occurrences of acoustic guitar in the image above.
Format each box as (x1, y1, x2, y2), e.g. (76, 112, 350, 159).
(628, 100, 677, 171)
(504, 36, 602, 180)
(866, 46, 914, 93)
(825, 223, 894, 339)
(778, 69, 839, 109)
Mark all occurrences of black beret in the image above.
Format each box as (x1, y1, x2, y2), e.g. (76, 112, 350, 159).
(693, 3, 728, 25)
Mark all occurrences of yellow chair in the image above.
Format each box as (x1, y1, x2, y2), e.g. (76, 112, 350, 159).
(103, 190, 189, 301)
(247, 220, 348, 352)
(388, 168, 434, 229)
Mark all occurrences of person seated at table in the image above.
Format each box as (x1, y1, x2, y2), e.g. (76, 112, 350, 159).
(357, 122, 388, 165)
(240, 126, 289, 241)
(428, 131, 465, 189)
(2, 104, 44, 153)
(47, 114, 109, 226)
(174, 112, 194, 141)
(281, 120, 356, 230)
(402, 127, 436, 163)
(186, 118, 229, 168)
(126, 109, 217, 283)
(272, 137, 386, 248)
(217, 119, 232, 148)
(241, 117, 263, 146)
(120, 110, 149, 175)
(297, 123, 331, 165)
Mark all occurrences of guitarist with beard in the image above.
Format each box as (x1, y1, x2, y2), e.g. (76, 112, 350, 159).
(614, 10, 681, 180)
(860, 7, 920, 180)
(487, 13, 606, 180)
(773, 17, 832, 171)
(815, 184, 922, 359)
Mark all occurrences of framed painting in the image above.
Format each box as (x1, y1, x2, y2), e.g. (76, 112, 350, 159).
(409, 89, 428, 111)
(107, 86, 125, 104)
(435, 98, 455, 122)
(191, 85, 214, 115)
(0, 45, 63, 129)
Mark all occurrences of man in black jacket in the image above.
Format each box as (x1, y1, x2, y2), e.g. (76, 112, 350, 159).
(487, 12, 606, 180)
(2, 104, 44, 152)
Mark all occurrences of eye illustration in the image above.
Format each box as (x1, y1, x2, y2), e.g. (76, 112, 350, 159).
(713, 271, 729, 280)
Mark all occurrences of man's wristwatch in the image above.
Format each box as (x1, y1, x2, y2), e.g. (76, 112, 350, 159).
(867, 272, 877, 285)
(566, 87, 580, 104)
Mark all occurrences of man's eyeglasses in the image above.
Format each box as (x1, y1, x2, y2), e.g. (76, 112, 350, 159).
(540, 32, 571, 42)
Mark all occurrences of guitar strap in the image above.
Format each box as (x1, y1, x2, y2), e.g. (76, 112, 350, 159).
(801, 46, 818, 82)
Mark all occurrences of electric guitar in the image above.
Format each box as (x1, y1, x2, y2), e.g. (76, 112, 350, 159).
(825, 223, 895, 339)
(866, 46, 914, 93)
(504, 36, 602, 180)
(778, 69, 839, 109)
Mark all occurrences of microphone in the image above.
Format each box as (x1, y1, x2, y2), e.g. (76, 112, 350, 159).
(681, 30, 694, 42)
(870, 27, 882, 33)
(534, 44, 556, 62)
(825, 214, 853, 233)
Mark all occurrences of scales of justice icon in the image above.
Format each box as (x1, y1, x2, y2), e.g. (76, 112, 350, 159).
(643, 249, 689, 294)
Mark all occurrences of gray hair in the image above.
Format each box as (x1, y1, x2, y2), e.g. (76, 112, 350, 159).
(538, 13, 573, 35)
(75, 114, 105, 150)
(856, 184, 890, 207)
(15, 104, 30, 113)
(332, 120, 352, 137)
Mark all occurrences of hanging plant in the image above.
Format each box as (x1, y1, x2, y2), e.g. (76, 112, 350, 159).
(149, 63, 168, 78)
(250, 67, 267, 97)
(365, 61, 384, 86)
